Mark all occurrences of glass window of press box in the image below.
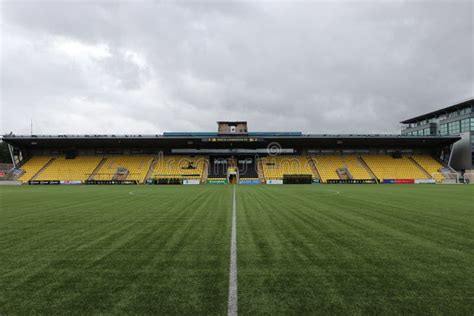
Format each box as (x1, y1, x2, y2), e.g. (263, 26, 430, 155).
(440, 124, 448, 135)
(461, 119, 470, 132)
(448, 121, 461, 134)
(439, 118, 474, 135)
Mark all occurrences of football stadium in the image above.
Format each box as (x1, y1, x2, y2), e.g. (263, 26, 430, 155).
(0, 100, 473, 314)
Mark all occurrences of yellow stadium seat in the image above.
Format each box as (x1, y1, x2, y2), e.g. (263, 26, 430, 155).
(312, 155, 372, 183)
(361, 155, 429, 181)
(151, 156, 207, 180)
(18, 156, 52, 183)
(93, 156, 154, 182)
(35, 156, 102, 181)
(411, 155, 445, 182)
(261, 156, 314, 180)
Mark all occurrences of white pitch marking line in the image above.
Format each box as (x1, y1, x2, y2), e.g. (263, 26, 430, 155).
(228, 184, 238, 316)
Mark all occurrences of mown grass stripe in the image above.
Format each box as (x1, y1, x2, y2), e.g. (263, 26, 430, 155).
(228, 184, 238, 316)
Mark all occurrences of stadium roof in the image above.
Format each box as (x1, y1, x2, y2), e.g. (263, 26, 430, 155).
(400, 97, 474, 124)
(2, 134, 460, 150)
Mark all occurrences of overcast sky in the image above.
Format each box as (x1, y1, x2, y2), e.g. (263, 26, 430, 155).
(1, 1, 472, 135)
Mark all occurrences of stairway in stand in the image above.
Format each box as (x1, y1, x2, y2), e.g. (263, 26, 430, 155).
(357, 156, 378, 182)
(88, 157, 107, 181)
(144, 157, 158, 183)
(201, 158, 209, 183)
(408, 156, 432, 178)
(257, 158, 265, 183)
(307, 156, 321, 181)
(30, 157, 56, 181)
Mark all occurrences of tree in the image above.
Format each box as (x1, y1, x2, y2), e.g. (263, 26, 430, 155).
(0, 140, 12, 163)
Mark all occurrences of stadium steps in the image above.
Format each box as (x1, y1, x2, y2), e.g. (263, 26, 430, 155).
(307, 157, 321, 180)
(435, 156, 457, 173)
(30, 157, 56, 181)
(257, 158, 265, 183)
(88, 157, 107, 180)
(408, 156, 432, 178)
(144, 158, 158, 182)
(201, 159, 209, 183)
(357, 156, 378, 182)
(8, 168, 24, 180)
(112, 168, 129, 181)
(337, 167, 352, 180)
(428, 156, 459, 181)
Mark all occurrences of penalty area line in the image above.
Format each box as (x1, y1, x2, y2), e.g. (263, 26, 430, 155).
(228, 184, 238, 316)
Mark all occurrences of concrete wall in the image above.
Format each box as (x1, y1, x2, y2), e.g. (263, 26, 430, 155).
(450, 132, 472, 171)
(0, 180, 22, 185)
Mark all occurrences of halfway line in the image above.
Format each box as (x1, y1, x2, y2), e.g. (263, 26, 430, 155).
(228, 185, 238, 316)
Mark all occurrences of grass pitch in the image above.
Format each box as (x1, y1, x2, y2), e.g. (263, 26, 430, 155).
(0, 184, 473, 314)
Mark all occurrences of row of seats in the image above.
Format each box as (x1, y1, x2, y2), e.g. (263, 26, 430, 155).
(260, 154, 445, 183)
(312, 155, 372, 183)
(18, 156, 52, 182)
(18, 154, 446, 183)
(312, 155, 342, 182)
(35, 156, 103, 181)
(261, 156, 313, 180)
(19, 155, 208, 183)
(343, 156, 373, 180)
(361, 155, 428, 181)
(411, 155, 445, 182)
(93, 156, 153, 182)
(151, 156, 206, 180)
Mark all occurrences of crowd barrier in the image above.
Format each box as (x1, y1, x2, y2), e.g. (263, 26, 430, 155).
(207, 179, 228, 184)
(326, 179, 377, 184)
(239, 179, 259, 184)
(0, 180, 22, 185)
(267, 179, 283, 184)
(85, 180, 138, 185)
(29, 180, 61, 185)
(183, 179, 200, 185)
(382, 179, 435, 184)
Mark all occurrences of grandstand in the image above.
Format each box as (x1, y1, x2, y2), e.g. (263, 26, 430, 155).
(35, 156, 103, 182)
(151, 155, 207, 183)
(311, 155, 374, 183)
(411, 155, 446, 182)
(261, 156, 314, 180)
(361, 155, 429, 181)
(2, 121, 461, 185)
(17, 156, 53, 182)
(93, 156, 154, 182)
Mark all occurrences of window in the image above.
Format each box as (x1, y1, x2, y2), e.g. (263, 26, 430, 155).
(440, 124, 448, 135)
(448, 111, 458, 118)
(461, 107, 471, 115)
(461, 119, 470, 132)
(424, 128, 430, 135)
(471, 118, 474, 132)
(448, 120, 460, 135)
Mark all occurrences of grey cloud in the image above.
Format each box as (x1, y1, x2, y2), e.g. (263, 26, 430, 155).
(1, 1, 472, 135)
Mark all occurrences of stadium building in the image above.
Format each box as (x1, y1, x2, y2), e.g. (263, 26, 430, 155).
(2, 118, 464, 184)
(401, 98, 474, 171)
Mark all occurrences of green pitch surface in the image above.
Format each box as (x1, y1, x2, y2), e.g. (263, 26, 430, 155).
(0, 185, 473, 314)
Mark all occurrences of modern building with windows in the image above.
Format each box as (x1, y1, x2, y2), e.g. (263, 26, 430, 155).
(401, 98, 474, 171)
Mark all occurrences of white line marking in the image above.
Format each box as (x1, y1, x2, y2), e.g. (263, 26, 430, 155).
(228, 185, 238, 316)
